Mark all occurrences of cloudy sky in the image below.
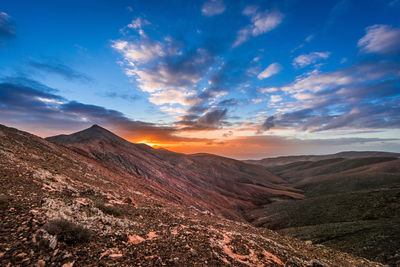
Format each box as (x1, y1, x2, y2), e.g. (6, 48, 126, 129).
(1, 0, 400, 159)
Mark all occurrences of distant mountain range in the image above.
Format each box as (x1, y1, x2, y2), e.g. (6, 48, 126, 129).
(244, 151, 400, 167)
(1, 123, 397, 265)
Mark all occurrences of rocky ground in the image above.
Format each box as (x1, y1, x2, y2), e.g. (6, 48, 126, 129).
(0, 124, 382, 266)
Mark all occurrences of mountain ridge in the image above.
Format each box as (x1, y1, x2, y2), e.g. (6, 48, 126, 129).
(245, 151, 400, 167)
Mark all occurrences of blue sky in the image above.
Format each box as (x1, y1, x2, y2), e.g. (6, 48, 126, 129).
(1, 0, 400, 158)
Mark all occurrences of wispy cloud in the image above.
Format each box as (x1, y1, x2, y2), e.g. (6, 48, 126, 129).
(257, 63, 281, 79)
(233, 6, 283, 47)
(293, 52, 330, 68)
(270, 95, 282, 103)
(358, 24, 400, 55)
(0, 12, 15, 38)
(101, 91, 140, 102)
(29, 59, 92, 83)
(201, 0, 226, 16)
(259, 87, 278, 94)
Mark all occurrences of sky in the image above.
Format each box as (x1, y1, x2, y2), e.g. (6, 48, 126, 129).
(1, 0, 400, 159)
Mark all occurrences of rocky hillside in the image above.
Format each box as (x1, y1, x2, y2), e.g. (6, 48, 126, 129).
(0, 124, 381, 266)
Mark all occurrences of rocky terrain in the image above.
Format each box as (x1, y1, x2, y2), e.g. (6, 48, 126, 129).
(246, 155, 400, 265)
(0, 124, 382, 266)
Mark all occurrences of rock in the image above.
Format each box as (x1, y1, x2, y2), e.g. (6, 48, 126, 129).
(124, 197, 136, 206)
(61, 261, 75, 267)
(109, 253, 123, 259)
(127, 234, 145, 244)
(63, 252, 73, 259)
(75, 198, 90, 206)
(35, 229, 57, 249)
(16, 252, 27, 258)
(37, 259, 46, 267)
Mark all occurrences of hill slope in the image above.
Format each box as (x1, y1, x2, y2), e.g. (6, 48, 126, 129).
(0, 123, 379, 266)
(245, 156, 400, 265)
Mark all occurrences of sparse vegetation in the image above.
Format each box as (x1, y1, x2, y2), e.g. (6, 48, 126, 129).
(44, 219, 92, 244)
(95, 200, 122, 217)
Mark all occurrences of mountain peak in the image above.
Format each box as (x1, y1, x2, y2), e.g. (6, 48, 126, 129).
(45, 124, 126, 145)
(90, 124, 101, 129)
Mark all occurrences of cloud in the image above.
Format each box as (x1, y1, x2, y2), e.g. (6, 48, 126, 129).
(260, 61, 400, 132)
(113, 17, 253, 121)
(260, 116, 275, 131)
(149, 89, 198, 106)
(176, 108, 227, 130)
(358, 24, 400, 55)
(259, 87, 278, 93)
(305, 34, 314, 42)
(270, 95, 282, 103)
(198, 108, 227, 125)
(325, 0, 350, 30)
(112, 19, 217, 110)
(281, 61, 400, 95)
(202, 0, 226, 16)
(257, 63, 281, 79)
(112, 40, 164, 64)
(102, 91, 140, 102)
(29, 59, 92, 82)
(293, 52, 330, 68)
(233, 7, 283, 47)
(218, 98, 237, 106)
(0, 12, 15, 38)
(126, 17, 150, 36)
(389, 0, 400, 6)
(160, 106, 187, 115)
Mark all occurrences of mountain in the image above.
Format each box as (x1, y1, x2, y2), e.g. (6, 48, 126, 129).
(245, 151, 400, 168)
(245, 156, 400, 265)
(46, 125, 304, 220)
(0, 123, 379, 266)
